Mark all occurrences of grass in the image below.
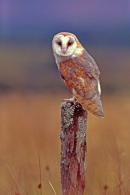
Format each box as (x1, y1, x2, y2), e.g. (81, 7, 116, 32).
(0, 92, 130, 194)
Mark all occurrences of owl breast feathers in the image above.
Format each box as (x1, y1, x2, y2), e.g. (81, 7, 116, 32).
(52, 32, 104, 118)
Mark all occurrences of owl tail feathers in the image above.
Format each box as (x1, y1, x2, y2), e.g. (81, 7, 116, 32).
(94, 106, 104, 118)
(83, 100, 104, 118)
(75, 94, 104, 118)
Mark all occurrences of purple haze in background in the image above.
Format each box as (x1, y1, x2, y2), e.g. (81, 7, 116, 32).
(0, 0, 130, 92)
(0, 0, 130, 35)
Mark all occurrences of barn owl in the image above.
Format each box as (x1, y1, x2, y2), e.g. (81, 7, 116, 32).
(52, 32, 104, 118)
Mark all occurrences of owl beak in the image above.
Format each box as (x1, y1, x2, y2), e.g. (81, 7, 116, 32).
(62, 46, 67, 54)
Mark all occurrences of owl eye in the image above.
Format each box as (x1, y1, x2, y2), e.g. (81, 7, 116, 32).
(67, 41, 73, 47)
(57, 41, 62, 47)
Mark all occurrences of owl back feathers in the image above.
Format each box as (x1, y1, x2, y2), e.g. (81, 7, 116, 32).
(58, 50, 104, 118)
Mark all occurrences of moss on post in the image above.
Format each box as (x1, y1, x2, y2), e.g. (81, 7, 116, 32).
(60, 100, 87, 195)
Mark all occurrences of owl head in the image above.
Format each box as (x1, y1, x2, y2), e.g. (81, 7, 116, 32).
(52, 32, 83, 57)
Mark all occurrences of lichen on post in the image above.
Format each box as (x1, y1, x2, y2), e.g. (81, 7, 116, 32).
(60, 100, 87, 195)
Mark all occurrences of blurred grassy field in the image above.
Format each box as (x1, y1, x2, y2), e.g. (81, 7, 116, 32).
(0, 92, 130, 195)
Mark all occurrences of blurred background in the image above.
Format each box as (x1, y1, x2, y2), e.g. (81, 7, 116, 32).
(0, 0, 130, 195)
(0, 0, 130, 93)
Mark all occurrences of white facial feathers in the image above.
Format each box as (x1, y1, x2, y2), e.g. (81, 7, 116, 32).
(52, 34, 78, 57)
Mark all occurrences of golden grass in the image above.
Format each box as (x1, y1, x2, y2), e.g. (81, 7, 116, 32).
(0, 92, 130, 195)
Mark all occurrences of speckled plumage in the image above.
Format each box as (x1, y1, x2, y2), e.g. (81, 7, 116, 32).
(52, 32, 104, 118)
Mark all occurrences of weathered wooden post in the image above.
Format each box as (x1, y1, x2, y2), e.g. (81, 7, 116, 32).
(60, 100, 87, 195)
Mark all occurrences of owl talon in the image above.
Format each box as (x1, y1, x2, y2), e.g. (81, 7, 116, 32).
(64, 97, 77, 104)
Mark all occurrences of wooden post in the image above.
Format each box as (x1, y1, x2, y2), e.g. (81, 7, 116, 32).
(60, 100, 87, 195)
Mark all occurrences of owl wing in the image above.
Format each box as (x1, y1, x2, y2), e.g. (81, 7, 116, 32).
(58, 50, 103, 118)
(72, 50, 100, 94)
(71, 50, 104, 118)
